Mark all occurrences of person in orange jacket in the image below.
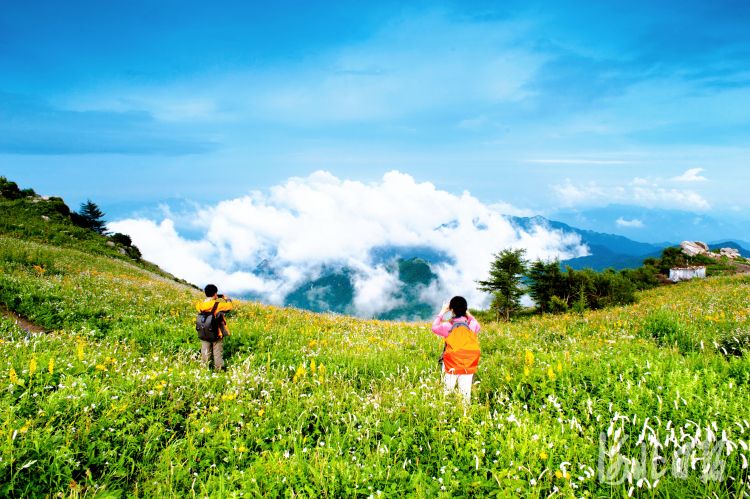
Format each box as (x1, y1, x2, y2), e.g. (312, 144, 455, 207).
(196, 284, 233, 371)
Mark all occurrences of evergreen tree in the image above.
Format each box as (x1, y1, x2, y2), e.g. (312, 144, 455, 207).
(526, 257, 565, 313)
(78, 199, 108, 234)
(476, 248, 527, 321)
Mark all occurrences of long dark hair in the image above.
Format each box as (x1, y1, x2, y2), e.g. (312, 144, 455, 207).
(449, 296, 468, 318)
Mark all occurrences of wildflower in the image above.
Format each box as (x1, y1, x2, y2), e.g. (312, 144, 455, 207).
(9, 368, 18, 384)
(20, 426, 28, 433)
(310, 359, 316, 372)
(505, 373, 512, 382)
(524, 366, 530, 377)
(77, 343, 84, 361)
(258, 409, 264, 417)
(95, 365, 106, 371)
(557, 361, 562, 373)
(555, 471, 563, 478)
(48, 358, 54, 375)
(540, 452, 548, 459)
(238, 446, 246, 453)
(29, 359, 37, 376)
(524, 350, 534, 366)
(547, 367, 556, 381)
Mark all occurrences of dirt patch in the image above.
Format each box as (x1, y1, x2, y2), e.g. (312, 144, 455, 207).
(730, 262, 750, 274)
(0, 307, 46, 333)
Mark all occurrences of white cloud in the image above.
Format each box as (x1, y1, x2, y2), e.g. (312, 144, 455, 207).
(551, 178, 710, 210)
(671, 168, 708, 182)
(111, 171, 586, 316)
(615, 217, 644, 228)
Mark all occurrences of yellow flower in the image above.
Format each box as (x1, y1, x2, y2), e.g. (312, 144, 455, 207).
(293, 375, 298, 383)
(48, 358, 54, 375)
(555, 471, 563, 479)
(540, 452, 548, 460)
(238, 446, 247, 453)
(9, 368, 18, 384)
(29, 359, 36, 376)
(20, 426, 28, 433)
(557, 361, 562, 373)
(505, 374, 512, 382)
(524, 350, 534, 366)
(318, 376, 323, 382)
(77, 343, 85, 361)
(95, 364, 106, 371)
(547, 366, 556, 381)
(310, 359, 316, 372)
(524, 366, 530, 377)
(258, 409, 264, 417)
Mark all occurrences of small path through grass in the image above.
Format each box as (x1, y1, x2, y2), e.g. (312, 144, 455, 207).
(0, 306, 45, 333)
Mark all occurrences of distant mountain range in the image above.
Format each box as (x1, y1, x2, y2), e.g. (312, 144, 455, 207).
(550, 204, 750, 244)
(508, 215, 750, 271)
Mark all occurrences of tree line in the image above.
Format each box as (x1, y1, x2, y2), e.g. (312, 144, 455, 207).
(476, 247, 685, 321)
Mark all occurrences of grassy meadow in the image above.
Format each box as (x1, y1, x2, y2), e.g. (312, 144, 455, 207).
(1, 235, 750, 498)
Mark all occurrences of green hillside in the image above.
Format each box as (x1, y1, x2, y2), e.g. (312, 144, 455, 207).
(2, 231, 750, 497)
(0, 181, 194, 289)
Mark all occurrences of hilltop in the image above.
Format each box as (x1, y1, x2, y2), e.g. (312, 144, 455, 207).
(0, 176, 195, 289)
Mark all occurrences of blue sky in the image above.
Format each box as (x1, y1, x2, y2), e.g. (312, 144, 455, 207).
(3, 0, 750, 218)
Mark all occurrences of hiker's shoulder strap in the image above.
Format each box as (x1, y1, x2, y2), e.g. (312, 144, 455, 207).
(199, 301, 220, 316)
(449, 321, 471, 332)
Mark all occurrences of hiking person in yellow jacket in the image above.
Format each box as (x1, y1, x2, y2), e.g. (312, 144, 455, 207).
(432, 296, 481, 404)
(196, 284, 233, 371)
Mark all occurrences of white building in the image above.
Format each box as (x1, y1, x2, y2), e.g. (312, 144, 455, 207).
(669, 266, 706, 282)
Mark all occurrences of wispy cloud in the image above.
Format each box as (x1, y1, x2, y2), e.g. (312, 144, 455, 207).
(615, 217, 644, 228)
(671, 168, 708, 182)
(551, 178, 710, 210)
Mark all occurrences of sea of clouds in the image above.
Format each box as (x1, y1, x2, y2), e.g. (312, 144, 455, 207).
(110, 171, 589, 317)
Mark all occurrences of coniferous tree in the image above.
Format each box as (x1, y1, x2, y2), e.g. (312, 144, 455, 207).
(78, 199, 108, 234)
(476, 248, 527, 321)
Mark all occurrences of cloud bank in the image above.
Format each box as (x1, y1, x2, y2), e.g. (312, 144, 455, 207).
(110, 171, 587, 317)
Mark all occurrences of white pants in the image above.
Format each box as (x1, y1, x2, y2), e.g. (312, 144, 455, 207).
(443, 369, 473, 404)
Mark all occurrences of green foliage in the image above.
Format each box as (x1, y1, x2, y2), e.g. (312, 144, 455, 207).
(525, 262, 637, 314)
(110, 232, 132, 247)
(75, 199, 108, 234)
(0, 176, 35, 200)
(657, 246, 687, 274)
(476, 248, 526, 321)
(526, 258, 564, 313)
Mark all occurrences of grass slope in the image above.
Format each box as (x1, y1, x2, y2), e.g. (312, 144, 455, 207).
(0, 236, 749, 498)
(0, 195, 195, 288)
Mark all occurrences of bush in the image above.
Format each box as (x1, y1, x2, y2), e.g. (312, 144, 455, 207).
(110, 232, 133, 247)
(548, 295, 568, 313)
